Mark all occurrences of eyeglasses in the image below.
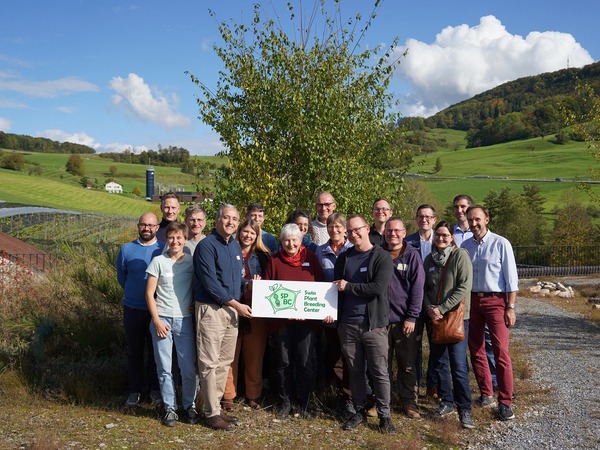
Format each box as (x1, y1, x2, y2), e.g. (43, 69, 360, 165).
(373, 207, 391, 212)
(316, 202, 335, 208)
(347, 225, 367, 235)
(138, 223, 158, 228)
(385, 228, 405, 234)
(187, 218, 206, 222)
(417, 215, 435, 220)
(434, 233, 452, 239)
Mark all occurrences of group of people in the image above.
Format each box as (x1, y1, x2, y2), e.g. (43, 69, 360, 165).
(116, 191, 519, 433)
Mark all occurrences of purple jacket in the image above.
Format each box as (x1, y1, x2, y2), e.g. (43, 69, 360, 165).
(386, 242, 424, 323)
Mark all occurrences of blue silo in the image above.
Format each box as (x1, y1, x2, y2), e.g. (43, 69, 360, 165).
(146, 166, 155, 200)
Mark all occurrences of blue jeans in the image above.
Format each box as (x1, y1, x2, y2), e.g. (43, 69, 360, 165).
(123, 306, 159, 394)
(485, 325, 498, 388)
(150, 316, 198, 411)
(428, 320, 471, 413)
(416, 317, 449, 391)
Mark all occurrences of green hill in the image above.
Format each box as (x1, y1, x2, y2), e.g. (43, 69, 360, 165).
(418, 61, 600, 148)
(410, 129, 599, 215)
(0, 152, 225, 217)
(425, 61, 600, 131)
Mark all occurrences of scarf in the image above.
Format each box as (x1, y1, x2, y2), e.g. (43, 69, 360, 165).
(431, 246, 454, 267)
(280, 245, 307, 267)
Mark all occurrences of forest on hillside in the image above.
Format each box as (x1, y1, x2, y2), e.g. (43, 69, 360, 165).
(420, 61, 600, 148)
(0, 131, 95, 154)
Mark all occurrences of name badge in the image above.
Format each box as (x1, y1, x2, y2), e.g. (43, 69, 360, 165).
(302, 262, 310, 267)
(360, 267, 367, 272)
(236, 255, 241, 260)
(428, 266, 436, 272)
(396, 263, 407, 271)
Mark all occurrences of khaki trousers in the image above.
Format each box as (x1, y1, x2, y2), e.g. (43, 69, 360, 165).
(195, 302, 238, 418)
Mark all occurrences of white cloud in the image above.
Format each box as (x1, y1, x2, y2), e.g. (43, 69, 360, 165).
(0, 117, 11, 131)
(37, 129, 101, 149)
(0, 99, 27, 109)
(109, 73, 192, 129)
(393, 15, 594, 116)
(34, 130, 150, 154)
(99, 142, 149, 154)
(0, 74, 99, 98)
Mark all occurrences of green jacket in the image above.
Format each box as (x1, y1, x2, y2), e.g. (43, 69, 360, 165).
(423, 247, 473, 319)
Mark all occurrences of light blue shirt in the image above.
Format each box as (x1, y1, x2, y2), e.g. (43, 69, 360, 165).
(316, 239, 353, 281)
(454, 224, 473, 247)
(462, 230, 519, 293)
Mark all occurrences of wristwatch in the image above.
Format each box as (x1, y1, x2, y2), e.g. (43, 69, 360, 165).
(506, 303, 515, 309)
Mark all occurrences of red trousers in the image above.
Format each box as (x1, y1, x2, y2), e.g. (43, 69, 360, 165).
(468, 293, 514, 406)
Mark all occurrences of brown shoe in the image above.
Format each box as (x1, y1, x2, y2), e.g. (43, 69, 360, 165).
(205, 415, 231, 431)
(222, 399, 235, 412)
(366, 405, 378, 418)
(401, 405, 421, 419)
(220, 411, 239, 424)
(365, 396, 377, 417)
(247, 398, 262, 410)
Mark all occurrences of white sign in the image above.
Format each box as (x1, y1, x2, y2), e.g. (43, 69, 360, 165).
(251, 280, 338, 320)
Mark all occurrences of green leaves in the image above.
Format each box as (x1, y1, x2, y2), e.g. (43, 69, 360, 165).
(189, 1, 408, 231)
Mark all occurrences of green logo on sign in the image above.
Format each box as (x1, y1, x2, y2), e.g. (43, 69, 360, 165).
(266, 283, 300, 314)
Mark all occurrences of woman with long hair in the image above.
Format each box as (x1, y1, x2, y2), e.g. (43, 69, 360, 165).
(423, 220, 474, 429)
(223, 219, 271, 411)
(286, 208, 318, 252)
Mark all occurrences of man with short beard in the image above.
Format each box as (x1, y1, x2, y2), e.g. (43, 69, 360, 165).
(116, 212, 164, 408)
(334, 215, 396, 434)
(462, 205, 518, 421)
(452, 194, 474, 247)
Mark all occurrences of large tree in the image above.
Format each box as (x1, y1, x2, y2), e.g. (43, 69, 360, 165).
(189, 0, 408, 230)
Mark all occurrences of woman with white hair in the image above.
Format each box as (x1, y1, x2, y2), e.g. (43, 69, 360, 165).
(264, 223, 326, 420)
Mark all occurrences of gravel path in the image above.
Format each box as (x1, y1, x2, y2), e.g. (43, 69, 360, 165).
(471, 296, 600, 449)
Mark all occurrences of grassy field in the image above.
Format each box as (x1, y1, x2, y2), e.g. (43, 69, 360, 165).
(1, 132, 598, 218)
(0, 169, 161, 217)
(18, 152, 221, 193)
(412, 131, 600, 213)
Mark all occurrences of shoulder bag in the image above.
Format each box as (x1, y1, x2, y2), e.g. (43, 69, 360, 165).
(430, 252, 465, 345)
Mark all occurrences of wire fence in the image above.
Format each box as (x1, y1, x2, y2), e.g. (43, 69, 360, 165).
(2, 211, 600, 281)
(0, 211, 137, 252)
(513, 245, 600, 278)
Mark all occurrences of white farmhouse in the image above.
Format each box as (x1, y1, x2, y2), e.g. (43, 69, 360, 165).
(105, 181, 123, 194)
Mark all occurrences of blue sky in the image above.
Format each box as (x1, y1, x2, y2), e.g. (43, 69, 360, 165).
(1, 0, 597, 155)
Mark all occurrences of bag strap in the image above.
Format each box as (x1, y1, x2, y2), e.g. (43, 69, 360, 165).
(435, 252, 453, 306)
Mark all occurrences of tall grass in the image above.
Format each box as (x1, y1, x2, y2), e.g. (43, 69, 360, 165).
(1, 242, 126, 403)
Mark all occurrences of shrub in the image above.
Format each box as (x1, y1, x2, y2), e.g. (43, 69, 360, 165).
(1, 152, 25, 171)
(0, 243, 126, 402)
